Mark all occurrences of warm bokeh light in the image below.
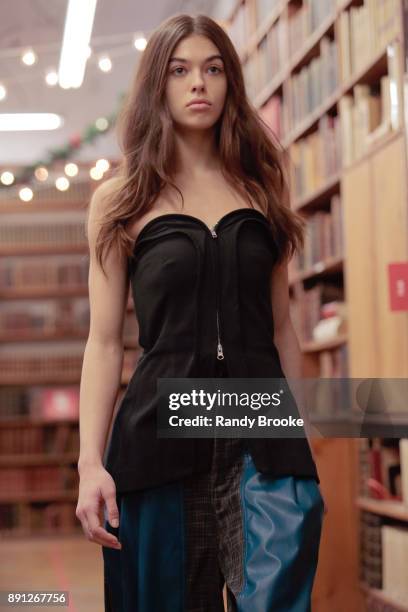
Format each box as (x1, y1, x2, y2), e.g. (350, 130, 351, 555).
(89, 166, 103, 180)
(1, 171, 14, 185)
(64, 162, 79, 177)
(19, 186, 33, 201)
(34, 167, 49, 181)
(55, 176, 70, 191)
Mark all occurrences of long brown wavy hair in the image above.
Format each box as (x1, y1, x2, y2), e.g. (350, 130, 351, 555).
(92, 13, 305, 276)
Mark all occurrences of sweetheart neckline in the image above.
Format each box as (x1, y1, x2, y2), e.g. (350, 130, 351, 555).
(127, 207, 269, 247)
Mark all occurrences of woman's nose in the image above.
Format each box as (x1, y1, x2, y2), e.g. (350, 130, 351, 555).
(190, 70, 205, 90)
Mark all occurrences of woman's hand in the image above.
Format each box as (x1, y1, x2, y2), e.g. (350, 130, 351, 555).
(76, 464, 122, 550)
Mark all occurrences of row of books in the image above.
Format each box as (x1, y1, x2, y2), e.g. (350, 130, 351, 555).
(0, 298, 138, 341)
(317, 343, 348, 378)
(290, 282, 345, 343)
(258, 94, 283, 139)
(360, 511, 382, 589)
(255, 17, 287, 95)
(0, 211, 87, 249)
(299, 195, 344, 269)
(289, 115, 341, 201)
(0, 502, 80, 535)
(382, 523, 408, 605)
(339, 39, 402, 166)
(229, 0, 337, 59)
(0, 344, 139, 383)
(0, 385, 80, 422)
(360, 510, 408, 606)
(0, 298, 90, 335)
(0, 255, 89, 291)
(226, 0, 254, 56)
(0, 466, 79, 494)
(0, 341, 86, 381)
(288, 36, 339, 129)
(338, 0, 401, 82)
(230, 0, 402, 112)
(359, 438, 408, 502)
(288, 0, 336, 60)
(0, 424, 79, 455)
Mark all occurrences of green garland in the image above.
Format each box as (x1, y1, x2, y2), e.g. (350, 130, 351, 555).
(1, 91, 126, 189)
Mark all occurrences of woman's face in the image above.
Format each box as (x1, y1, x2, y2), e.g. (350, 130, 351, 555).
(165, 34, 227, 131)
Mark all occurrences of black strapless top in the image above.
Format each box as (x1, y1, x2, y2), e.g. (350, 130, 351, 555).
(103, 208, 320, 492)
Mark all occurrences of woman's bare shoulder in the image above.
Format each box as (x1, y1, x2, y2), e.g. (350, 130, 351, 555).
(90, 176, 124, 208)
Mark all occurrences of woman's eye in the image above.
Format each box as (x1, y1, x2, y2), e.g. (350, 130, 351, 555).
(171, 65, 223, 76)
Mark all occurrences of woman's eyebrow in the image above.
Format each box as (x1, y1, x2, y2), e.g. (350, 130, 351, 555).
(169, 54, 224, 63)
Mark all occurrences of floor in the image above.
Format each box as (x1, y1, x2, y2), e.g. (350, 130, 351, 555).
(0, 535, 104, 611)
(0, 535, 229, 611)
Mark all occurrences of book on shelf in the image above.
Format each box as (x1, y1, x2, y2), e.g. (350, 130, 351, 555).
(360, 438, 405, 501)
(0, 341, 86, 382)
(289, 35, 338, 128)
(256, 16, 288, 94)
(289, 115, 341, 200)
(0, 466, 78, 495)
(338, 0, 401, 78)
(0, 297, 90, 337)
(29, 387, 79, 422)
(227, 0, 253, 56)
(360, 510, 383, 589)
(339, 37, 403, 166)
(287, 0, 336, 61)
(0, 254, 89, 293)
(297, 200, 344, 269)
(0, 211, 87, 250)
(258, 95, 282, 138)
(381, 524, 408, 604)
(0, 420, 79, 455)
(360, 509, 408, 606)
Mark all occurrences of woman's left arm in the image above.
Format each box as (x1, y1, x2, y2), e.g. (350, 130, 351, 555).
(270, 258, 328, 512)
(270, 258, 318, 462)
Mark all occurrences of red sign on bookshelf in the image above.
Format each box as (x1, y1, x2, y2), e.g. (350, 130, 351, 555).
(30, 387, 79, 421)
(388, 262, 408, 311)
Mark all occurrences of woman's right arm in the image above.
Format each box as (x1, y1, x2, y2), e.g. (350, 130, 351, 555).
(75, 179, 129, 550)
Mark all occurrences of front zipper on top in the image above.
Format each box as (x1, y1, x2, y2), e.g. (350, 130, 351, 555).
(211, 226, 225, 361)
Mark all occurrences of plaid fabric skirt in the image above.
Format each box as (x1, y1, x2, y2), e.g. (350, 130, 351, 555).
(102, 360, 325, 611)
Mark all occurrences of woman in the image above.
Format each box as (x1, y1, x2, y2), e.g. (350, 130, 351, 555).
(76, 13, 327, 612)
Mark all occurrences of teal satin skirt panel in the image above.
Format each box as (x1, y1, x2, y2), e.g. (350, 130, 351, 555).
(102, 442, 324, 612)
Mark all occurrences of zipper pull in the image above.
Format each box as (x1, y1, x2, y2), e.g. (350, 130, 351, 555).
(211, 228, 217, 238)
(217, 342, 224, 360)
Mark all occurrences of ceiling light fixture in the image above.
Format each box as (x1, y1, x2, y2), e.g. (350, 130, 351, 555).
(0, 113, 63, 131)
(58, 0, 98, 89)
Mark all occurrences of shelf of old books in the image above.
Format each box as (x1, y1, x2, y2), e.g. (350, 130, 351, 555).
(0, 172, 139, 537)
(227, 0, 408, 609)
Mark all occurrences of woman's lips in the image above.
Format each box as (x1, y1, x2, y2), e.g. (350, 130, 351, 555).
(187, 102, 211, 110)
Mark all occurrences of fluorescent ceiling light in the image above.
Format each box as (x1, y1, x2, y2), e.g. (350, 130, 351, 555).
(58, 0, 98, 89)
(0, 113, 63, 131)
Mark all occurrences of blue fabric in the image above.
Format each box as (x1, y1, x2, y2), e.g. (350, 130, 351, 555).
(233, 452, 324, 611)
(103, 483, 185, 611)
(103, 452, 324, 611)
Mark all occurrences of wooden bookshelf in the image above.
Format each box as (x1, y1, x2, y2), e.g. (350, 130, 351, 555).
(228, 0, 408, 610)
(356, 497, 408, 522)
(360, 581, 408, 612)
(0, 172, 141, 537)
(0, 176, 91, 537)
